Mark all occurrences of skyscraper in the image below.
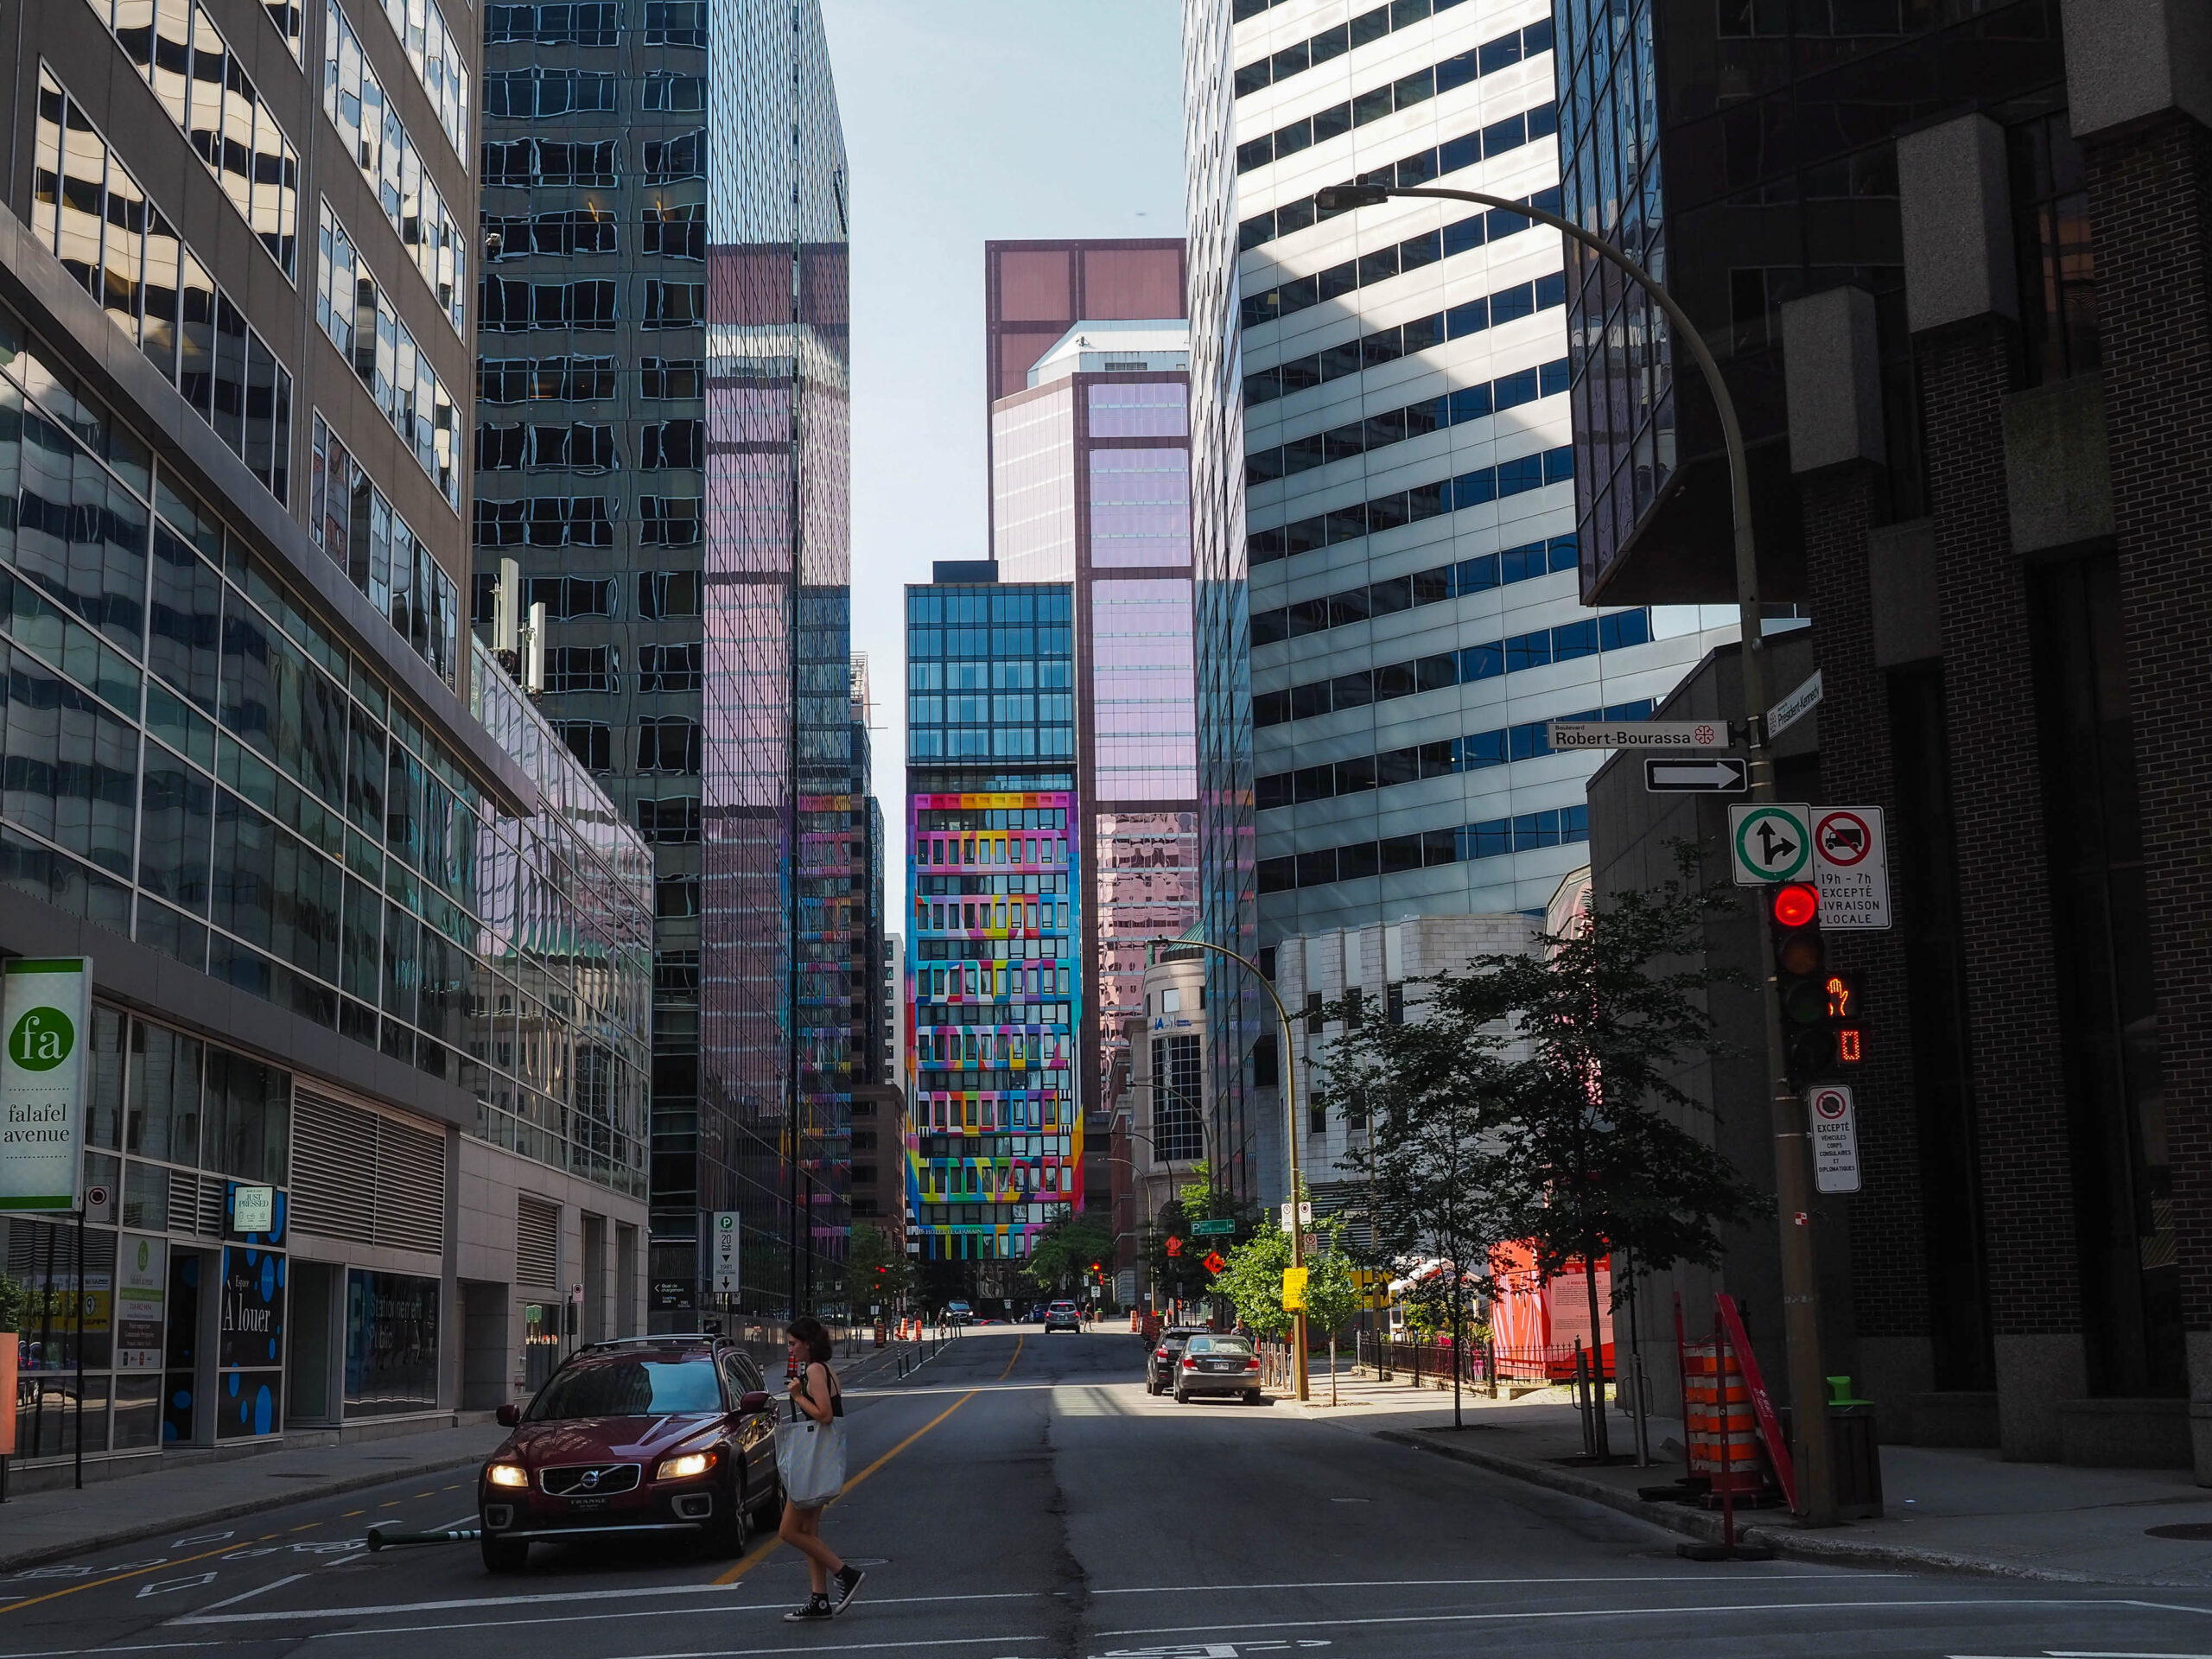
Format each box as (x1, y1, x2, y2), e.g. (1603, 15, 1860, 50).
(1182, 0, 1741, 1201)
(477, 0, 854, 1322)
(0, 0, 652, 1456)
(903, 568, 1082, 1271)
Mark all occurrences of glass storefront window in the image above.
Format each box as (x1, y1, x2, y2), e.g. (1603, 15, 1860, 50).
(345, 1268, 438, 1416)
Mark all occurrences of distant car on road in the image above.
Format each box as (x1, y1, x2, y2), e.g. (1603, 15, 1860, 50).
(1173, 1333, 1263, 1405)
(1146, 1325, 1210, 1394)
(1044, 1300, 1082, 1332)
(944, 1300, 973, 1325)
(476, 1336, 780, 1573)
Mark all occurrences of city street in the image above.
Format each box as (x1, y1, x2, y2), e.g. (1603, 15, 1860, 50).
(0, 1332, 2202, 1659)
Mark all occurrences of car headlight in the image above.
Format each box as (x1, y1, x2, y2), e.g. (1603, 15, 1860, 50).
(656, 1451, 715, 1480)
(486, 1463, 530, 1489)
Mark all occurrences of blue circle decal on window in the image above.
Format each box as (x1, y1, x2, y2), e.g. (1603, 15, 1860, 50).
(254, 1384, 273, 1435)
(259, 1256, 276, 1302)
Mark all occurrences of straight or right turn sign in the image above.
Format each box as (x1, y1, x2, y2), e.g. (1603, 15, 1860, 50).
(1728, 803, 1812, 885)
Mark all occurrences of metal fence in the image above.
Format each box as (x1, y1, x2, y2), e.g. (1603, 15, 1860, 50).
(1357, 1332, 1613, 1386)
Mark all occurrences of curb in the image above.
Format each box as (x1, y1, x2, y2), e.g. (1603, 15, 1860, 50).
(0, 1448, 499, 1574)
(1369, 1428, 2096, 1585)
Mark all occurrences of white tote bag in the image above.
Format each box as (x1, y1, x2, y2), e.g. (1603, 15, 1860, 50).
(776, 1392, 847, 1507)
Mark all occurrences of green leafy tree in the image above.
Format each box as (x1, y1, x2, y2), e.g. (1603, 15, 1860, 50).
(1025, 1214, 1111, 1294)
(1211, 1222, 1293, 1338)
(843, 1224, 913, 1314)
(1143, 1162, 1248, 1318)
(1449, 849, 1766, 1457)
(0, 1275, 25, 1334)
(1313, 985, 1517, 1428)
(1299, 1235, 1363, 1406)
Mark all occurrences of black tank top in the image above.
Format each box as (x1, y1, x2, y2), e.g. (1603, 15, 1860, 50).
(799, 1364, 843, 1417)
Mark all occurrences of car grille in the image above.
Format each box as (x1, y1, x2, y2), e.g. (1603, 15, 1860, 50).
(539, 1462, 642, 1497)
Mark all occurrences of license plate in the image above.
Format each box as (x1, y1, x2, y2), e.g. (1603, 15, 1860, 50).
(1206, 1361, 1238, 1371)
(567, 1497, 609, 1510)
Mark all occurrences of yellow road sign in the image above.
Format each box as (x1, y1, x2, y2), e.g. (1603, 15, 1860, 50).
(1281, 1266, 1309, 1310)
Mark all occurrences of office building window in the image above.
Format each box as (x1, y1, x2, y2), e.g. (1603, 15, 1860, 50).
(543, 645, 614, 693)
(636, 568, 701, 614)
(639, 420, 702, 469)
(483, 209, 619, 261)
(553, 720, 611, 772)
(638, 644, 702, 693)
(485, 3, 620, 45)
(315, 203, 461, 508)
(641, 73, 705, 111)
(635, 717, 701, 774)
(635, 798, 701, 845)
(308, 417, 460, 684)
(640, 359, 702, 399)
(641, 130, 705, 184)
(641, 204, 705, 261)
(483, 67, 615, 117)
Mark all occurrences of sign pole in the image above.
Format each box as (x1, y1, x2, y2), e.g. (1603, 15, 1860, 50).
(73, 1202, 82, 1491)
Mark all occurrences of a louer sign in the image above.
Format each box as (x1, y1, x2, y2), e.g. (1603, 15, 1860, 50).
(0, 959, 90, 1211)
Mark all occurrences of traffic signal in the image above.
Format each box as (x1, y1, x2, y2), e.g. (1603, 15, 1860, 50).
(1769, 881, 1834, 1080)
(1827, 969, 1865, 1067)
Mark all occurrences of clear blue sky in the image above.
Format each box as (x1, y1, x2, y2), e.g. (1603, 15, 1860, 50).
(821, 0, 1187, 881)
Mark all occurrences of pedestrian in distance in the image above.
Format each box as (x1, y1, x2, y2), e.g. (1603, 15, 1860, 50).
(778, 1316, 865, 1621)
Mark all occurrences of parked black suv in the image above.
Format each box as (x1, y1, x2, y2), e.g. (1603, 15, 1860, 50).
(1145, 1325, 1211, 1394)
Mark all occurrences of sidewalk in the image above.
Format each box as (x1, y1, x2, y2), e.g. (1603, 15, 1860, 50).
(1281, 1364, 2212, 1587)
(0, 1334, 938, 1575)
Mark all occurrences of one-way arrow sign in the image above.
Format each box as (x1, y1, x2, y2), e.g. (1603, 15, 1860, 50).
(1644, 757, 1749, 793)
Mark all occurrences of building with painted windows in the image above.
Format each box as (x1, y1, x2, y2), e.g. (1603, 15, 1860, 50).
(1180, 0, 1741, 1206)
(903, 568, 1082, 1268)
(0, 0, 652, 1477)
(474, 0, 857, 1323)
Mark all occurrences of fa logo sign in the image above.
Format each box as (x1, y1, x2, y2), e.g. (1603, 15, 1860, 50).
(9, 1007, 73, 1072)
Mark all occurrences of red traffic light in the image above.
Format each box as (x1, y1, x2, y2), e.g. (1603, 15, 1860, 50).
(1090, 1262, 1102, 1273)
(1770, 882, 1819, 928)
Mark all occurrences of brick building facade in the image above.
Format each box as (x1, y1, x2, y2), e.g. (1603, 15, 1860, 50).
(1573, 0, 2212, 1471)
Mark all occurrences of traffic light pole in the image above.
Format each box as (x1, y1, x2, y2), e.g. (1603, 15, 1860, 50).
(1152, 937, 1309, 1402)
(1313, 183, 1835, 1524)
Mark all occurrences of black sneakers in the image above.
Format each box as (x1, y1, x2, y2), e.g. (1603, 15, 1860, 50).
(783, 1594, 833, 1623)
(832, 1564, 866, 1613)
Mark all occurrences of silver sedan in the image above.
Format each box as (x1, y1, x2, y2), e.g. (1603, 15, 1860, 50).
(1171, 1334, 1264, 1404)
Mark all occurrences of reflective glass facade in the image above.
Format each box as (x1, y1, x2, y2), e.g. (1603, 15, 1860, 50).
(905, 582, 1081, 1261)
(992, 366, 1202, 1119)
(0, 300, 651, 1190)
(700, 0, 855, 1311)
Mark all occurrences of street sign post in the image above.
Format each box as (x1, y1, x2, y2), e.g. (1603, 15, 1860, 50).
(1728, 804, 1813, 885)
(1768, 670, 1823, 739)
(1812, 806, 1891, 930)
(1808, 1085, 1861, 1194)
(1644, 757, 1749, 793)
(709, 1210, 741, 1296)
(1548, 719, 1730, 752)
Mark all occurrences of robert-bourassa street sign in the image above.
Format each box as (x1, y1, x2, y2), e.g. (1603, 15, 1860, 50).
(0, 958, 91, 1211)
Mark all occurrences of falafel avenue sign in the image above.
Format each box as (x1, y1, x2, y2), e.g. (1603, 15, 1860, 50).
(0, 959, 91, 1211)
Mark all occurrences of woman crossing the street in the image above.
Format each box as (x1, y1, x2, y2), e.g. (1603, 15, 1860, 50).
(778, 1316, 864, 1621)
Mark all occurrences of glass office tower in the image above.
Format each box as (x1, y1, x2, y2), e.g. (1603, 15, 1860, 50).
(478, 0, 853, 1319)
(904, 573, 1081, 1265)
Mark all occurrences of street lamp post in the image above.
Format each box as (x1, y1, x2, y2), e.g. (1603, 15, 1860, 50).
(1150, 938, 1309, 1403)
(1312, 181, 1834, 1523)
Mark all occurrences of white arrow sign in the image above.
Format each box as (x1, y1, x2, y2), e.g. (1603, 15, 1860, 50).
(1644, 758, 1749, 793)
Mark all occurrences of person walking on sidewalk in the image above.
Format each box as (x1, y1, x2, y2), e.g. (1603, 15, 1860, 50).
(778, 1317, 865, 1621)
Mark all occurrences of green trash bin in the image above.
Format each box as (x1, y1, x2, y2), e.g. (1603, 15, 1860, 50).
(1781, 1377, 1884, 1519)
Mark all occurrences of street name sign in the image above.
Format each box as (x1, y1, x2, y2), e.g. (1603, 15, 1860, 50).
(1192, 1217, 1236, 1236)
(1548, 719, 1730, 752)
(1644, 757, 1749, 793)
(1808, 1084, 1862, 1194)
(0, 958, 90, 1211)
(1812, 805, 1891, 930)
(1728, 803, 1813, 885)
(710, 1210, 741, 1296)
(1768, 670, 1824, 739)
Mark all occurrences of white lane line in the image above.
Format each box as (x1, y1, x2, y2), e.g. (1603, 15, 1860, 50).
(173, 1583, 745, 1625)
(296, 1592, 1055, 1641)
(195, 1576, 306, 1612)
(1087, 1573, 1902, 1594)
(1089, 1599, 2165, 1642)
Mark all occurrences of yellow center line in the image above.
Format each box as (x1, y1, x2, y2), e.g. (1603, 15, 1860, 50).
(712, 1360, 1002, 1587)
(999, 1338, 1023, 1380)
(341, 1510, 366, 1518)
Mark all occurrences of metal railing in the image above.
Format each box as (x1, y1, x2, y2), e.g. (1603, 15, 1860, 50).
(1357, 1332, 1614, 1388)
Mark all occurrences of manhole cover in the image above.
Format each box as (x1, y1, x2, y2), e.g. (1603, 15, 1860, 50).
(2146, 1523, 2212, 1540)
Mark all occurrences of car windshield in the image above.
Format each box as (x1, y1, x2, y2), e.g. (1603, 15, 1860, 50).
(1188, 1337, 1252, 1356)
(527, 1357, 722, 1420)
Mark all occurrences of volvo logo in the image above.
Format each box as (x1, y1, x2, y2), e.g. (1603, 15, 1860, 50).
(578, 1469, 601, 1490)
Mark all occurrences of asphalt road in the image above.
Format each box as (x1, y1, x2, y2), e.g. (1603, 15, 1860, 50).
(0, 1329, 2203, 1659)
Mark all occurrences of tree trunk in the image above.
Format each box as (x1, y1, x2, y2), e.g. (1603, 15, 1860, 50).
(1583, 1249, 1611, 1459)
(1329, 1333, 1338, 1406)
(1451, 1259, 1464, 1429)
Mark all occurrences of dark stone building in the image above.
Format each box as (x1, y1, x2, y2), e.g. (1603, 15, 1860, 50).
(1567, 0, 2212, 1469)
